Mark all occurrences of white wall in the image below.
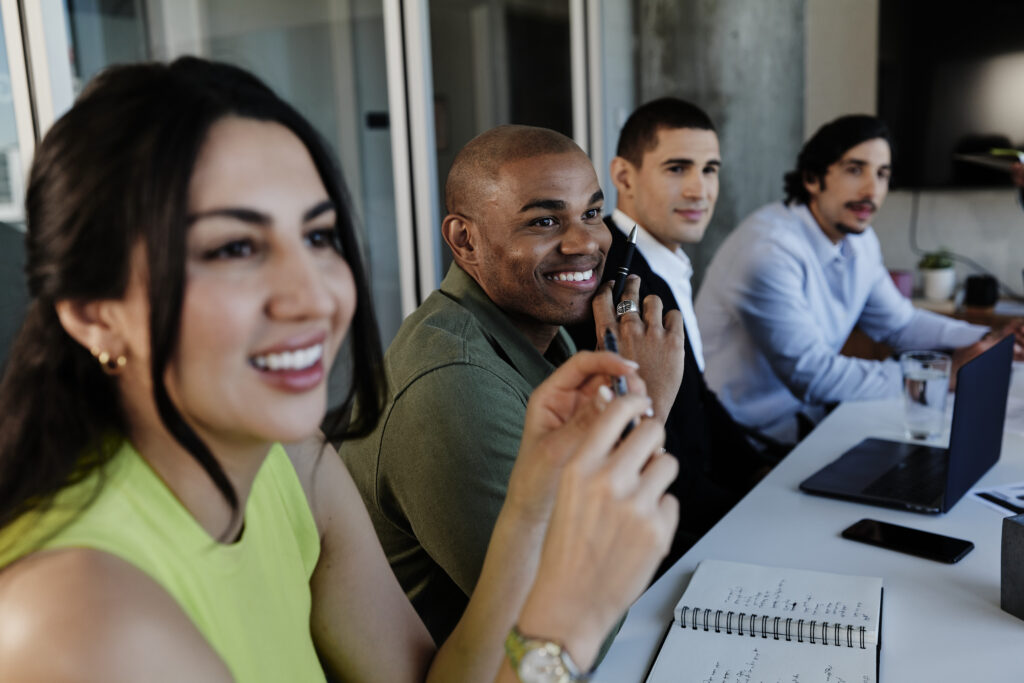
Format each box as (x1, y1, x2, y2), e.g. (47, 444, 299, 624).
(874, 190, 1024, 295)
(805, 0, 1024, 296)
(804, 0, 877, 136)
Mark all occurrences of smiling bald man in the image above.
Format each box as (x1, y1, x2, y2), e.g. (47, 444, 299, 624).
(341, 126, 625, 644)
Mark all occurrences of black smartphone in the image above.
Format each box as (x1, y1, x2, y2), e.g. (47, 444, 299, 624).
(841, 518, 974, 564)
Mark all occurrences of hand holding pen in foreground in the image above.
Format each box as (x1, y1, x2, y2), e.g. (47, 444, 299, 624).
(507, 351, 648, 524)
(512, 352, 678, 673)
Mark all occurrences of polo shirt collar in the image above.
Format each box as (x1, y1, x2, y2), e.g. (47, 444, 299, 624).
(793, 203, 847, 265)
(439, 263, 574, 387)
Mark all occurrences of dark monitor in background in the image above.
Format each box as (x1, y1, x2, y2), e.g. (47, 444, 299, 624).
(879, 0, 1024, 189)
(0, 222, 27, 370)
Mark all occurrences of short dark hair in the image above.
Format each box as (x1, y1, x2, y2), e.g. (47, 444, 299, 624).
(783, 114, 892, 205)
(0, 57, 385, 542)
(615, 97, 716, 167)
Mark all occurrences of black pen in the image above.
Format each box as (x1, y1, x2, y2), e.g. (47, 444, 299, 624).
(603, 327, 637, 438)
(610, 225, 638, 303)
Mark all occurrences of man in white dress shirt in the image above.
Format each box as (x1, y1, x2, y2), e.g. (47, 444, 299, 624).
(569, 98, 764, 559)
(696, 114, 1020, 446)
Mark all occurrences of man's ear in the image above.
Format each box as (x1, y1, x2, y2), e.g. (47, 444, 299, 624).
(610, 156, 637, 197)
(803, 170, 822, 197)
(54, 298, 128, 362)
(441, 213, 479, 269)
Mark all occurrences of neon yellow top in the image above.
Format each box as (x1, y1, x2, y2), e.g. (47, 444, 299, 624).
(0, 441, 325, 682)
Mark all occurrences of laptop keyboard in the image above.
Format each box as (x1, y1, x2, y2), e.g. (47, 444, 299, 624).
(862, 448, 946, 503)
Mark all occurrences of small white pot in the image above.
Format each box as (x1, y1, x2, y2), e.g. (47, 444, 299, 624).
(920, 267, 956, 301)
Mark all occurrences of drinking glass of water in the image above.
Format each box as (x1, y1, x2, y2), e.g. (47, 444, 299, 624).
(900, 350, 952, 440)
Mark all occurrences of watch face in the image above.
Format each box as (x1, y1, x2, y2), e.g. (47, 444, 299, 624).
(519, 644, 570, 683)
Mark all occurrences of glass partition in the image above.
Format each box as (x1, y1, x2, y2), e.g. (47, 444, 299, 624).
(57, 0, 404, 347)
(429, 0, 572, 273)
(0, 11, 25, 225)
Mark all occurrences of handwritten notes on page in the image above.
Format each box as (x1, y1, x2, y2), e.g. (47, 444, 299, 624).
(646, 560, 881, 683)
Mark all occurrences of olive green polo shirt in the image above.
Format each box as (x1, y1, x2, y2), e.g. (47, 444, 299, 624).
(341, 264, 575, 644)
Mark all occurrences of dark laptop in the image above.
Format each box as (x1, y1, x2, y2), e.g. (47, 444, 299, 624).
(800, 335, 1014, 513)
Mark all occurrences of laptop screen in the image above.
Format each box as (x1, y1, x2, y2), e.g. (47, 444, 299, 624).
(944, 335, 1014, 511)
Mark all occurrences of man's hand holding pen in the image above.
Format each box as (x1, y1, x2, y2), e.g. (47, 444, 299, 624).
(592, 275, 686, 424)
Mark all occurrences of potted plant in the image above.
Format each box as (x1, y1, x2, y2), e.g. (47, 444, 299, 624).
(918, 249, 956, 301)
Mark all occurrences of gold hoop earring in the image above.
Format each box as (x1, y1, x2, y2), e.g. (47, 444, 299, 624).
(91, 347, 127, 375)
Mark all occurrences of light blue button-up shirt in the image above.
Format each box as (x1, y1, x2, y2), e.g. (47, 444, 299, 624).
(695, 201, 987, 444)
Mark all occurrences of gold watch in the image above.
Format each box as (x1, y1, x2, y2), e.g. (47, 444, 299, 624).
(504, 624, 590, 683)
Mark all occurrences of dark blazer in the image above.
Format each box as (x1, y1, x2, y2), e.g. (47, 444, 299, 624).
(568, 217, 764, 559)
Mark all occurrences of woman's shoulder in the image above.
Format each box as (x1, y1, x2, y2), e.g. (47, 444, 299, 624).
(0, 547, 233, 682)
(281, 436, 385, 555)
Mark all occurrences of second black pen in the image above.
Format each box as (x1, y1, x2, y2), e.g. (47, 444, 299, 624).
(603, 327, 638, 438)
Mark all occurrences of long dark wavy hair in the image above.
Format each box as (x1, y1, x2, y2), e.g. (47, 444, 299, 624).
(0, 57, 385, 539)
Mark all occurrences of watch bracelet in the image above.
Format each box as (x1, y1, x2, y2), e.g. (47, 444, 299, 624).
(504, 624, 591, 682)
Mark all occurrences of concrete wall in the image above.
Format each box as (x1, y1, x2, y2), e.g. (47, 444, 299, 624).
(633, 0, 805, 285)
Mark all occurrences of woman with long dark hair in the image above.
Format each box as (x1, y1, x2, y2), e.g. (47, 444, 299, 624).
(0, 58, 677, 682)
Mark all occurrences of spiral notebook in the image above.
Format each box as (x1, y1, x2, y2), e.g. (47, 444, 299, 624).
(646, 559, 883, 682)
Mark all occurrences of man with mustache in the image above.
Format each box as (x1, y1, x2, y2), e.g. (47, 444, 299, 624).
(696, 115, 1005, 446)
(569, 98, 765, 559)
(341, 124, 681, 645)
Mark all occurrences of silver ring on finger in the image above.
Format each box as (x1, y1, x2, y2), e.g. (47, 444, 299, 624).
(616, 299, 640, 317)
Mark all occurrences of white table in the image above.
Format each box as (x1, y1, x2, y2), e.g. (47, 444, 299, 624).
(595, 373, 1024, 682)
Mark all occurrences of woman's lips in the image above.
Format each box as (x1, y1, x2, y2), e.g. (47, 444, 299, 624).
(251, 342, 324, 371)
(254, 360, 325, 393)
(249, 338, 327, 392)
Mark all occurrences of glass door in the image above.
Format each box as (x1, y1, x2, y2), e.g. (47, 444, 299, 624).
(428, 0, 574, 274)
(5, 0, 609, 364)
(34, 0, 407, 348)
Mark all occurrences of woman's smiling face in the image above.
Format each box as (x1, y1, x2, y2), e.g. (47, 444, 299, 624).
(160, 115, 356, 452)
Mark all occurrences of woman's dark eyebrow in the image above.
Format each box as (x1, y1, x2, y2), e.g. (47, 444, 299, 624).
(304, 199, 336, 222)
(187, 199, 336, 226)
(187, 207, 269, 226)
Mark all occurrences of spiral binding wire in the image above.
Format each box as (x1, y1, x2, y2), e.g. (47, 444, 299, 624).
(678, 606, 868, 649)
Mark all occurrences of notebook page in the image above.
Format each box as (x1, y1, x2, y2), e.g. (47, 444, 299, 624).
(673, 560, 882, 645)
(647, 627, 876, 683)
